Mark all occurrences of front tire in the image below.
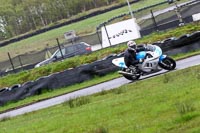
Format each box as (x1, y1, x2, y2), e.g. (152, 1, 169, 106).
(159, 57, 176, 70)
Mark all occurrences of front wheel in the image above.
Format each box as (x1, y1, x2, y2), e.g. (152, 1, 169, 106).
(159, 57, 176, 70)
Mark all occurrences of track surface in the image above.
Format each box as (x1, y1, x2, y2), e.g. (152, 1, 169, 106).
(0, 55, 200, 119)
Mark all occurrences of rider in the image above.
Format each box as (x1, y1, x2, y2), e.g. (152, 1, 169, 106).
(124, 40, 150, 68)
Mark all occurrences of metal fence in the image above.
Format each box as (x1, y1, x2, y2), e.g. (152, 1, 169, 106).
(138, 0, 200, 35)
(0, 0, 200, 76)
(0, 32, 102, 76)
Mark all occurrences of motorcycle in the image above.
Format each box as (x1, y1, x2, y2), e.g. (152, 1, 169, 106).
(112, 45, 176, 80)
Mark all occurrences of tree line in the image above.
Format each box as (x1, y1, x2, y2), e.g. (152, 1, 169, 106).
(0, 0, 122, 41)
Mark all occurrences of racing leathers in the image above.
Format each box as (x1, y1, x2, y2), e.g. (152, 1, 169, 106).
(124, 44, 151, 67)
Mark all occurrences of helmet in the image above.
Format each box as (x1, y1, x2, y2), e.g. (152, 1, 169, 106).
(127, 41, 136, 51)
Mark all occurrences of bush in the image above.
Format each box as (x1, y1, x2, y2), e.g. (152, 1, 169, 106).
(64, 96, 91, 108)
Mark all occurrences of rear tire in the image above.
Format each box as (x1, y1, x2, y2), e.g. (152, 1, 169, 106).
(159, 57, 176, 70)
(123, 74, 140, 80)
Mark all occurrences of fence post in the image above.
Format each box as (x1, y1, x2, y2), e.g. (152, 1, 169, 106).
(45, 47, 51, 59)
(150, 10, 158, 32)
(96, 28, 102, 48)
(174, 2, 184, 26)
(18, 55, 24, 70)
(45, 44, 51, 59)
(7, 52, 15, 73)
(71, 39, 74, 45)
(103, 24, 112, 46)
(56, 38, 64, 59)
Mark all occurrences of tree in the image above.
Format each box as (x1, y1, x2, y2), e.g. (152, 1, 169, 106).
(0, 0, 120, 40)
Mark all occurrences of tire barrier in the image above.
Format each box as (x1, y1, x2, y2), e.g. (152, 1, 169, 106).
(153, 31, 200, 52)
(0, 56, 119, 106)
(0, 31, 200, 106)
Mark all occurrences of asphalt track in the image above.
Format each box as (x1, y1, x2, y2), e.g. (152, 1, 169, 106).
(0, 55, 199, 119)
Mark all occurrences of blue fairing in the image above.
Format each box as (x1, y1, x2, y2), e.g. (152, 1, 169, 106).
(136, 51, 146, 60)
(159, 55, 167, 62)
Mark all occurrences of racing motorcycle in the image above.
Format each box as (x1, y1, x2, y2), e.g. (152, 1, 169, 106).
(112, 45, 176, 80)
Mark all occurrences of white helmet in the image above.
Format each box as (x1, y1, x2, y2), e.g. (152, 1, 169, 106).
(127, 41, 136, 51)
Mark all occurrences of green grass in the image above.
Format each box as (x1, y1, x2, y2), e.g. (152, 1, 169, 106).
(0, 49, 199, 114)
(0, 65, 199, 133)
(0, 0, 199, 114)
(0, 0, 186, 61)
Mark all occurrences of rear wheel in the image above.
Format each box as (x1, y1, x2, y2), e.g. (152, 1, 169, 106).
(159, 57, 176, 70)
(122, 68, 141, 80)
